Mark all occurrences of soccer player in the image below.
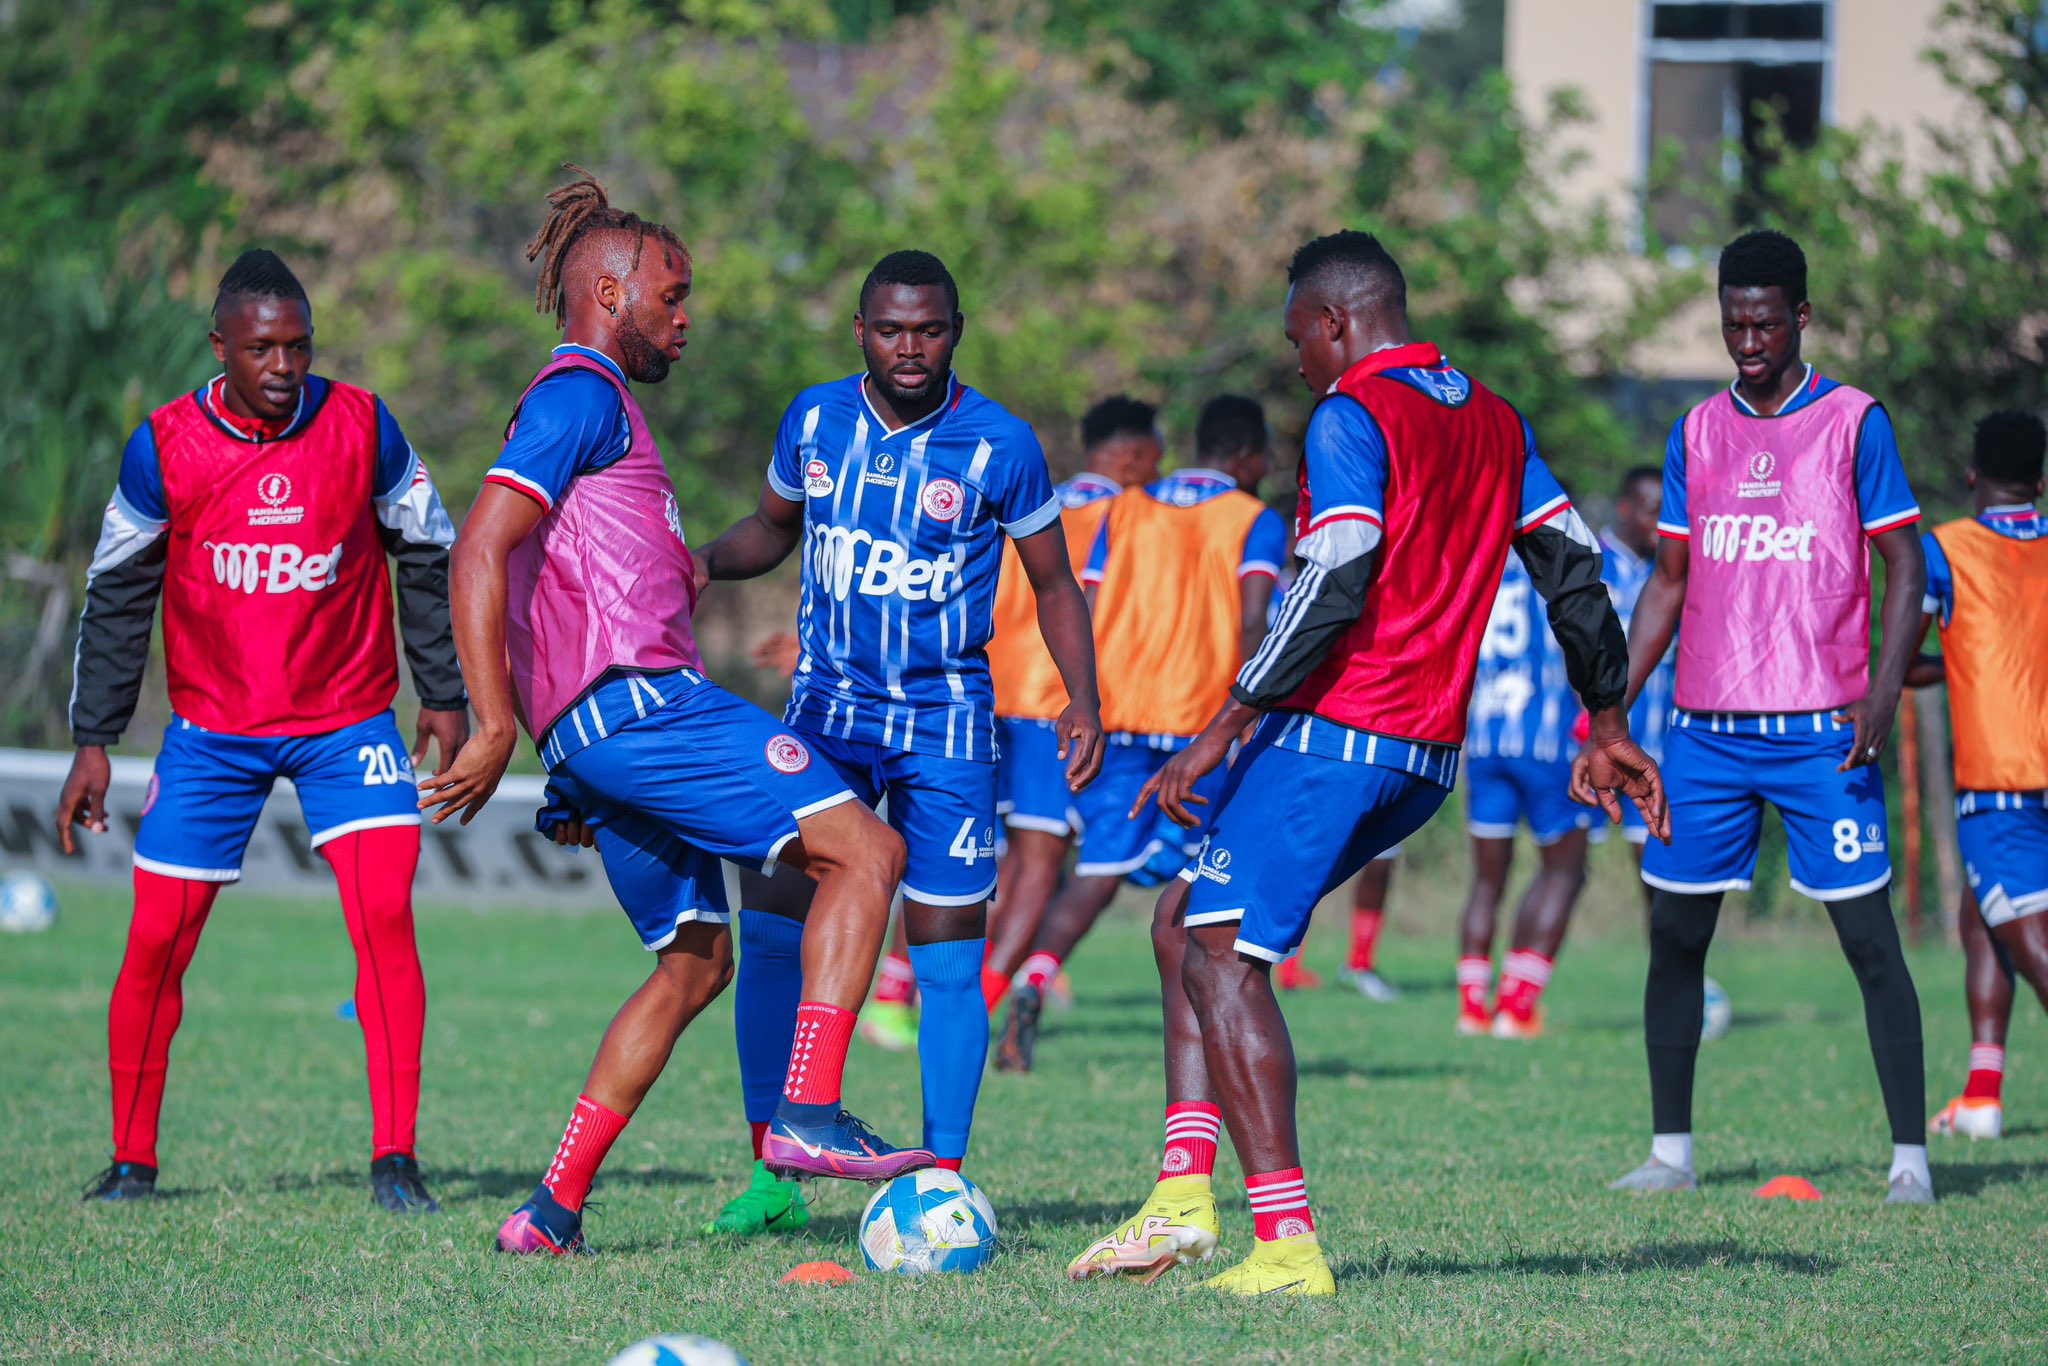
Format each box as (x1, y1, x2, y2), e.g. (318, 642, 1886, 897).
(997, 394, 1286, 1071)
(1599, 465, 1677, 887)
(58, 249, 466, 1212)
(1339, 853, 1402, 1000)
(695, 249, 1103, 1180)
(1454, 554, 1593, 1039)
(979, 397, 1163, 1019)
(1912, 411, 2048, 1141)
(1070, 231, 1662, 1296)
(1591, 229, 1934, 1203)
(419, 169, 930, 1256)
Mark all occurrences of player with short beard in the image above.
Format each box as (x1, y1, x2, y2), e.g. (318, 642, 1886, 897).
(62, 249, 467, 1213)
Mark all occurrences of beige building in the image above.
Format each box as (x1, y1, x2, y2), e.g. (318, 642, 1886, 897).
(1506, 0, 1966, 375)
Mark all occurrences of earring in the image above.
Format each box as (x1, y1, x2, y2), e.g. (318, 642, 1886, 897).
(608, 304, 617, 316)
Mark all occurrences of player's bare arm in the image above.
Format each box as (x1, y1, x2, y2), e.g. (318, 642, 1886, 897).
(1834, 522, 1925, 771)
(1014, 523, 1104, 791)
(696, 483, 804, 591)
(418, 483, 546, 825)
(1238, 572, 1275, 663)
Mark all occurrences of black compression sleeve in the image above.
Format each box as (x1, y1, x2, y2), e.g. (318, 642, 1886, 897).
(1229, 550, 1377, 711)
(1514, 522, 1628, 714)
(70, 537, 167, 746)
(379, 524, 466, 710)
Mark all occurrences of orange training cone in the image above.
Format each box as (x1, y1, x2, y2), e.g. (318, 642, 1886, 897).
(781, 1260, 857, 1285)
(1753, 1175, 1822, 1201)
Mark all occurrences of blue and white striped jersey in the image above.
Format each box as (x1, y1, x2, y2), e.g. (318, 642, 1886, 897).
(769, 373, 1059, 761)
(1466, 552, 1579, 761)
(1600, 528, 1675, 762)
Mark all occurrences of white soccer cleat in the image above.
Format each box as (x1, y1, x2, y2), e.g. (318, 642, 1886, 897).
(1607, 1157, 1697, 1193)
(1928, 1095, 2002, 1140)
(1338, 967, 1400, 1002)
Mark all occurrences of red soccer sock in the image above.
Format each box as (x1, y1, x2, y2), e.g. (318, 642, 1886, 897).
(1347, 908, 1384, 972)
(1496, 950, 1554, 1022)
(750, 1121, 769, 1161)
(785, 1001, 857, 1106)
(1160, 1101, 1221, 1181)
(1016, 951, 1061, 994)
(323, 826, 426, 1159)
(542, 1094, 629, 1211)
(1456, 956, 1493, 1019)
(873, 951, 916, 1007)
(108, 870, 223, 1167)
(1246, 1166, 1316, 1242)
(980, 964, 1011, 1014)
(935, 1157, 964, 1172)
(1965, 1043, 2005, 1101)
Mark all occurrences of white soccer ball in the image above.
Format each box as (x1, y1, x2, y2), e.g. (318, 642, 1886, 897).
(0, 871, 58, 934)
(859, 1167, 999, 1275)
(606, 1336, 748, 1366)
(1701, 976, 1732, 1043)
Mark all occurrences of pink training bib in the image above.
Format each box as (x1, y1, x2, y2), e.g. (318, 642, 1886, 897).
(504, 353, 703, 741)
(1675, 384, 1876, 714)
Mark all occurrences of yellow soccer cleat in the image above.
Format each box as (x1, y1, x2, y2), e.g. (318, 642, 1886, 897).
(1202, 1231, 1336, 1297)
(1066, 1176, 1220, 1283)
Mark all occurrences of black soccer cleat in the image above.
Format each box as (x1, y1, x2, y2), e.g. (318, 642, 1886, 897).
(370, 1153, 442, 1214)
(83, 1161, 158, 1202)
(994, 983, 1043, 1072)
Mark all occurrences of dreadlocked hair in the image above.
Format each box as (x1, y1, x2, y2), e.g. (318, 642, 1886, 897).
(213, 249, 309, 323)
(525, 163, 690, 326)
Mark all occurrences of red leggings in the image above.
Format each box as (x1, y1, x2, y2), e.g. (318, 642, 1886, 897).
(109, 826, 425, 1166)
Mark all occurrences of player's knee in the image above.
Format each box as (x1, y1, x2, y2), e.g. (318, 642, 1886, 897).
(654, 924, 735, 1001)
(1177, 931, 1238, 1010)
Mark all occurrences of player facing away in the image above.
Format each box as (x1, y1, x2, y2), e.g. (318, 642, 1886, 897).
(59, 250, 467, 1211)
(1588, 230, 1934, 1203)
(694, 250, 1103, 1185)
(997, 394, 1285, 1072)
(1912, 412, 2048, 1141)
(979, 396, 1163, 1014)
(1069, 231, 1663, 1296)
(1456, 553, 1594, 1039)
(1599, 465, 1678, 887)
(418, 170, 931, 1256)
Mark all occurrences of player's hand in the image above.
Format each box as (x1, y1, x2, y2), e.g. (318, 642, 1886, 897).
(56, 745, 112, 856)
(549, 815, 597, 848)
(1057, 699, 1105, 793)
(417, 725, 516, 826)
(1134, 727, 1231, 830)
(692, 551, 712, 595)
(413, 705, 470, 773)
(749, 632, 803, 678)
(1576, 707, 1670, 843)
(1834, 687, 1899, 772)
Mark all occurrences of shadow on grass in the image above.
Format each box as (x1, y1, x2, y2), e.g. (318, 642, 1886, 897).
(268, 1165, 713, 1201)
(1298, 1058, 1463, 1082)
(1341, 1239, 1838, 1281)
(1571, 1007, 1850, 1035)
(1929, 1161, 2048, 1197)
(1001, 1197, 1160, 1230)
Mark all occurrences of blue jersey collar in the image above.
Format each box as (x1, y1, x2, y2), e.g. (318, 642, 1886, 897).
(1728, 363, 1819, 417)
(553, 343, 628, 386)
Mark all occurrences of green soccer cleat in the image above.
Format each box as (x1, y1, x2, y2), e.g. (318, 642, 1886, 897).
(857, 1000, 919, 1053)
(703, 1159, 810, 1235)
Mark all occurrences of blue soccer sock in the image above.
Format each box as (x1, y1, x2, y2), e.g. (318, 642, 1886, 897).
(735, 910, 806, 1141)
(907, 936, 991, 1163)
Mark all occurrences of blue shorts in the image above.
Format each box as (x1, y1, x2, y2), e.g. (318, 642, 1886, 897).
(1072, 739, 1225, 879)
(1957, 793, 2048, 927)
(550, 679, 855, 950)
(1181, 722, 1449, 962)
(1641, 711, 1891, 902)
(134, 712, 422, 882)
(1619, 800, 1651, 845)
(1463, 752, 1593, 845)
(995, 716, 1077, 837)
(802, 731, 1000, 907)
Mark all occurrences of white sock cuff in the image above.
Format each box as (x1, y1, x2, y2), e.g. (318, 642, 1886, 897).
(1650, 1132, 1694, 1172)
(1889, 1143, 1931, 1186)
(1456, 957, 1493, 988)
(1970, 1043, 2006, 1073)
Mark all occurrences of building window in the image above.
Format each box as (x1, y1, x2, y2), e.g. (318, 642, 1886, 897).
(1643, 1, 1829, 248)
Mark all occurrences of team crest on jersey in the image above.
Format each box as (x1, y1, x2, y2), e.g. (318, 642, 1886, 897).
(1738, 450, 1782, 500)
(141, 773, 160, 817)
(864, 451, 901, 490)
(1169, 483, 1203, 508)
(247, 471, 305, 527)
(765, 734, 812, 773)
(805, 459, 836, 498)
(921, 478, 965, 522)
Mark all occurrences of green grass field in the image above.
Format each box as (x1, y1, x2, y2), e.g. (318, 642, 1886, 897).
(6, 873, 2047, 1363)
